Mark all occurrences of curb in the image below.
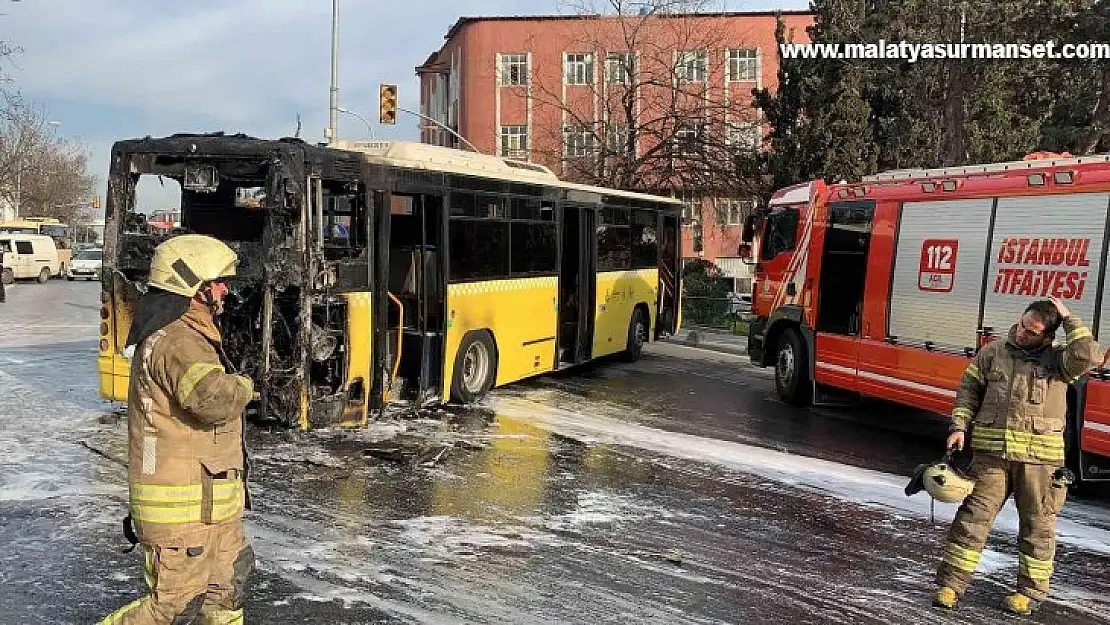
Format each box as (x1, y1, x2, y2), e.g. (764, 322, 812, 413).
(662, 329, 749, 357)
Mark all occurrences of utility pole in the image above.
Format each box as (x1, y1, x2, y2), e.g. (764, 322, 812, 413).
(327, 0, 340, 143)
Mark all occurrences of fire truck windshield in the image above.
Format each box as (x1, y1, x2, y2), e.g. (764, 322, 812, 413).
(761, 208, 798, 260)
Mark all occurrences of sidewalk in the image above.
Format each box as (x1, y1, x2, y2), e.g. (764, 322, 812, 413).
(664, 326, 748, 357)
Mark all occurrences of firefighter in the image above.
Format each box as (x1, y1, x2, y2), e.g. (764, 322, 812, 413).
(932, 296, 1102, 615)
(100, 234, 255, 625)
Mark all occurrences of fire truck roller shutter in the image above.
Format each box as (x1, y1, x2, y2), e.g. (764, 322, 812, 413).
(982, 193, 1109, 343)
(889, 198, 994, 351)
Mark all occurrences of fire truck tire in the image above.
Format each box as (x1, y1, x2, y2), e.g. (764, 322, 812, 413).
(451, 331, 498, 404)
(774, 327, 811, 405)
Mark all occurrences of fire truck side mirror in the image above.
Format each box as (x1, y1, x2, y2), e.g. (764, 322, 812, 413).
(741, 214, 757, 242)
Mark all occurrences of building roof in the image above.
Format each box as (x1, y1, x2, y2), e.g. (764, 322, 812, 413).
(443, 10, 814, 40)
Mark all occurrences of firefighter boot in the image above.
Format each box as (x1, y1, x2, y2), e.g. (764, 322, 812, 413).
(1003, 592, 1039, 616)
(932, 586, 959, 609)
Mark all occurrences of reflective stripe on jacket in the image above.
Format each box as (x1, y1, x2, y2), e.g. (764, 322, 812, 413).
(127, 302, 253, 544)
(950, 315, 1102, 465)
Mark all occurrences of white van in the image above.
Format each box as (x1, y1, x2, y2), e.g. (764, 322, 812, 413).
(0, 234, 62, 284)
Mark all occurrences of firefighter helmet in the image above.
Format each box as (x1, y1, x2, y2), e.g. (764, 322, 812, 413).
(905, 452, 975, 504)
(147, 235, 238, 298)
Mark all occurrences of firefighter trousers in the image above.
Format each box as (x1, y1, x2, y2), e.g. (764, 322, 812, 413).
(99, 519, 254, 625)
(935, 455, 1068, 602)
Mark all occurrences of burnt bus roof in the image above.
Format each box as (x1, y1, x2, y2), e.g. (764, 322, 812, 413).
(112, 133, 684, 211)
(111, 132, 363, 166)
(111, 132, 367, 182)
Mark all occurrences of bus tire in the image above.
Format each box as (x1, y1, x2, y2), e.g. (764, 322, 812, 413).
(37, 267, 50, 284)
(775, 327, 811, 405)
(623, 306, 648, 362)
(451, 331, 497, 404)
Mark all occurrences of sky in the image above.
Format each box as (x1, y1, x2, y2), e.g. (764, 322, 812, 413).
(1, 0, 808, 212)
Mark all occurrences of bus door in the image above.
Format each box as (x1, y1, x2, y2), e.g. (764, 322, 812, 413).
(813, 200, 875, 391)
(656, 212, 680, 337)
(558, 204, 596, 366)
(378, 191, 446, 405)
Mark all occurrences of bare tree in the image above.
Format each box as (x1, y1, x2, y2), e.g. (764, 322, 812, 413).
(516, 0, 765, 222)
(0, 92, 97, 224)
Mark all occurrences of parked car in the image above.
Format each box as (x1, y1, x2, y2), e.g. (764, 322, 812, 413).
(0, 234, 62, 284)
(67, 247, 103, 281)
(726, 291, 752, 319)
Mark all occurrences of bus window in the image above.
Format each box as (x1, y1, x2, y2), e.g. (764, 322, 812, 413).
(129, 176, 184, 236)
(631, 209, 658, 269)
(184, 179, 266, 242)
(510, 222, 557, 275)
(598, 205, 631, 271)
(449, 219, 509, 281)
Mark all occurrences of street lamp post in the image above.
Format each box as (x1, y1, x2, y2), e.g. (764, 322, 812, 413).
(326, 0, 340, 143)
(337, 108, 375, 140)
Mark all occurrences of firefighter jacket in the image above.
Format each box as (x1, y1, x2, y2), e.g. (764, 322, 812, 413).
(950, 315, 1102, 465)
(126, 302, 254, 545)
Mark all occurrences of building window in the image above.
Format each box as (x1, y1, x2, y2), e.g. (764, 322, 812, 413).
(727, 48, 758, 82)
(563, 125, 595, 158)
(499, 53, 528, 86)
(500, 125, 529, 159)
(716, 198, 752, 226)
(676, 50, 707, 83)
(565, 53, 594, 85)
(727, 122, 762, 151)
(674, 123, 703, 155)
(606, 123, 634, 156)
(606, 52, 634, 85)
(680, 196, 700, 224)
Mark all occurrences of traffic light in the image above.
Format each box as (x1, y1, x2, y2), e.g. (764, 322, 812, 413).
(91, 195, 101, 210)
(379, 84, 397, 125)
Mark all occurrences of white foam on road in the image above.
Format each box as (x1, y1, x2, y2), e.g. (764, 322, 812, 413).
(490, 394, 1110, 557)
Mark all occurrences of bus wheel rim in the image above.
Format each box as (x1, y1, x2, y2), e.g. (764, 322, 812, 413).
(463, 342, 488, 392)
(777, 341, 795, 386)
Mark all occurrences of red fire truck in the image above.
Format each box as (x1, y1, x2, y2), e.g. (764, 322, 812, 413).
(741, 152, 1110, 483)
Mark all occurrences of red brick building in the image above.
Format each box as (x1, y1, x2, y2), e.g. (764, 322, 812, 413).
(416, 11, 813, 282)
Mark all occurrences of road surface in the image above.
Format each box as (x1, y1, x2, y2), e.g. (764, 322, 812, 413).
(1, 281, 1108, 624)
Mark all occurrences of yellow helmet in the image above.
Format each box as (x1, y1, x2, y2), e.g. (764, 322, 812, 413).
(921, 461, 975, 503)
(906, 452, 975, 504)
(147, 234, 238, 297)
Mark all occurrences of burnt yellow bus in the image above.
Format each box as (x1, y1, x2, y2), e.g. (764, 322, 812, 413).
(98, 134, 682, 428)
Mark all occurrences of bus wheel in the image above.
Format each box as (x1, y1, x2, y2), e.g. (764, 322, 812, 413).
(451, 331, 497, 404)
(775, 327, 812, 405)
(623, 307, 647, 362)
(37, 267, 50, 284)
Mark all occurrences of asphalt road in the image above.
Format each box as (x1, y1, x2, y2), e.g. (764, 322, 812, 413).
(1, 280, 1108, 624)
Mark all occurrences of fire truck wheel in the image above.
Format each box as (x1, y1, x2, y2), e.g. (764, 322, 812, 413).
(774, 327, 812, 405)
(451, 331, 498, 404)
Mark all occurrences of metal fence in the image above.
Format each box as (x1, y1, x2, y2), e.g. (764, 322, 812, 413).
(681, 294, 751, 332)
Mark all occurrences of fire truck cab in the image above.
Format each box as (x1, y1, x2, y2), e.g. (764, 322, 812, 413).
(743, 153, 1110, 483)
